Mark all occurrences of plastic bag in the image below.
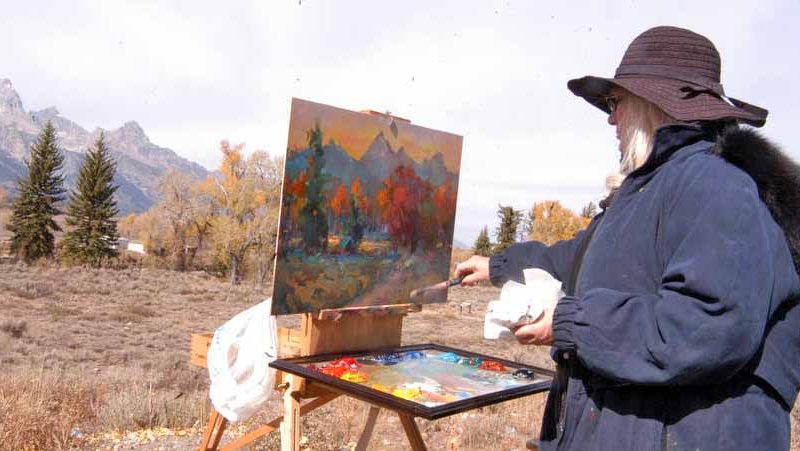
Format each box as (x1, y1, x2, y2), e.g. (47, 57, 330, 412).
(484, 268, 564, 340)
(207, 299, 278, 422)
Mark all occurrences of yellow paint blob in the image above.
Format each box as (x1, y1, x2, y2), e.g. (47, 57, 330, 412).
(340, 371, 368, 383)
(392, 387, 422, 401)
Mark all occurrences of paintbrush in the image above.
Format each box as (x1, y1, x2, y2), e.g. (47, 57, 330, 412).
(408, 276, 464, 302)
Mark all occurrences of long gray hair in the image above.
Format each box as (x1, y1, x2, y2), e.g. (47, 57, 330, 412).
(606, 89, 675, 193)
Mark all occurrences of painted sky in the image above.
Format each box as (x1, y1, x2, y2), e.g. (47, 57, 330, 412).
(287, 98, 462, 173)
(2, 0, 798, 245)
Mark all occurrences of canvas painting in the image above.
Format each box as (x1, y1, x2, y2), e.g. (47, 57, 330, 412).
(272, 98, 463, 315)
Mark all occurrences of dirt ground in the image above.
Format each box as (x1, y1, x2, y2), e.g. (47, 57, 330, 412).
(0, 263, 797, 450)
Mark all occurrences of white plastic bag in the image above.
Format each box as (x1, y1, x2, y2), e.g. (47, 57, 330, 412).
(484, 268, 564, 340)
(207, 299, 278, 422)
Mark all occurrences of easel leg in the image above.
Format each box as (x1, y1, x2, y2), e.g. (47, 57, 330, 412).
(281, 375, 302, 451)
(397, 413, 427, 451)
(355, 407, 381, 451)
(199, 409, 228, 451)
(220, 393, 339, 451)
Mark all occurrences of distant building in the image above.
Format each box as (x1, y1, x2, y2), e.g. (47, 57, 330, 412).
(115, 237, 146, 255)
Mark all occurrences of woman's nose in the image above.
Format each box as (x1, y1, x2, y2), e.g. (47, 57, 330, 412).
(608, 110, 617, 126)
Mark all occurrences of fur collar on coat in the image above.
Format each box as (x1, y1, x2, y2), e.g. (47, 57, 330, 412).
(713, 126, 800, 274)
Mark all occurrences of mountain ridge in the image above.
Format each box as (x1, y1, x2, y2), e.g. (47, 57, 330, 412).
(284, 128, 459, 200)
(0, 78, 209, 213)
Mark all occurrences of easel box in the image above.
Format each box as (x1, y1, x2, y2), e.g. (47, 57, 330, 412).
(270, 343, 554, 420)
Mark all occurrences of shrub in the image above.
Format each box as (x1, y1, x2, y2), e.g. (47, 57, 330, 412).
(0, 320, 27, 338)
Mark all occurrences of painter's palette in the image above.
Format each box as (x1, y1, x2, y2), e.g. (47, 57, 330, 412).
(270, 344, 552, 419)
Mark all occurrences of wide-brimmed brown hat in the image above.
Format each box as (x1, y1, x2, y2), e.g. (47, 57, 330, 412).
(568, 26, 768, 127)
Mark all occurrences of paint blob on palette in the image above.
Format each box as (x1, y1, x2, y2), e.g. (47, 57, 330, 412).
(303, 350, 542, 407)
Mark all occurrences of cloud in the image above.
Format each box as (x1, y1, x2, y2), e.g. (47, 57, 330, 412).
(1, 0, 798, 245)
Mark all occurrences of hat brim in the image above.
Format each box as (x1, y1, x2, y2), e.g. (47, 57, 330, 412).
(568, 75, 768, 127)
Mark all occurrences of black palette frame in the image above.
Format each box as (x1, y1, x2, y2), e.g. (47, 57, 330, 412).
(270, 343, 554, 420)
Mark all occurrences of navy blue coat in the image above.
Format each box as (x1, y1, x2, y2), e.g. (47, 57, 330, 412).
(490, 125, 800, 450)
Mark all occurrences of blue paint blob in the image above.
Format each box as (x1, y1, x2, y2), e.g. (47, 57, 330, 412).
(437, 352, 461, 363)
(372, 353, 403, 365)
(402, 351, 426, 360)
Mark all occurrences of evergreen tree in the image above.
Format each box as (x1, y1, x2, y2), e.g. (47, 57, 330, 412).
(62, 132, 120, 266)
(473, 225, 492, 257)
(7, 121, 65, 262)
(494, 204, 521, 254)
(299, 123, 329, 254)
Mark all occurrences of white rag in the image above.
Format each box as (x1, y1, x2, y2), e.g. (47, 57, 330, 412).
(484, 268, 565, 340)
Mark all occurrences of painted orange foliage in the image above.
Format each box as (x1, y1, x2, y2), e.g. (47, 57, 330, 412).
(350, 177, 370, 217)
(433, 184, 457, 232)
(283, 170, 307, 230)
(377, 166, 425, 251)
(329, 183, 351, 229)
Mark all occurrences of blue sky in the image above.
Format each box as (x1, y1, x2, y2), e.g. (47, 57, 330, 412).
(2, 0, 798, 245)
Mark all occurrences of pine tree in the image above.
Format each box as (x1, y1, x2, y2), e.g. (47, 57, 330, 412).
(62, 132, 120, 267)
(473, 226, 492, 256)
(494, 204, 521, 254)
(299, 123, 329, 254)
(7, 121, 65, 262)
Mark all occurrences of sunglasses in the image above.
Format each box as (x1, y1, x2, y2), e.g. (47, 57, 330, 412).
(605, 96, 621, 113)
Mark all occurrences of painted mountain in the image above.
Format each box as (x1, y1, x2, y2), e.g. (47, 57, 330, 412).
(273, 98, 463, 315)
(0, 78, 209, 213)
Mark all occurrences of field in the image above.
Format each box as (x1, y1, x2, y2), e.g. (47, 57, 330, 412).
(0, 263, 798, 450)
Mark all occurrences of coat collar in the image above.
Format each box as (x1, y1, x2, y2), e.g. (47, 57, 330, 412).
(629, 123, 715, 177)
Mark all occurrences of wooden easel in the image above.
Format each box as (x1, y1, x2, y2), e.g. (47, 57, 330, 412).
(194, 108, 437, 450)
(195, 302, 425, 451)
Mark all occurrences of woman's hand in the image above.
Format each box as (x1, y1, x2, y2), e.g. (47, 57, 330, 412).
(454, 255, 490, 286)
(510, 299, 556, 346)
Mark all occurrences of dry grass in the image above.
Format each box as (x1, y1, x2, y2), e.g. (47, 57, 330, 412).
(0, 366, 97, 450)
(0, 262, 265, 449)
(0, 262, 797, 450)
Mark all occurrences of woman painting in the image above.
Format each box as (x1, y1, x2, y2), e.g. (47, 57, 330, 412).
(456, 26, 800, 450)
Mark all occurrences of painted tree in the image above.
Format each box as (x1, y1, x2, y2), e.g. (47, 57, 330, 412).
(493, 205, 522, 254)
(7, 122, 65, 262)
(282, 169, 307, 240)
(473, 225, 492, 257)
(298, 124, 329, 254)
(61, 133, 120, 267)
(329, 182, 351, 234)
(432, 183, 457, 244)
(350, 177, 368, 216)
(377, 166, 424, 252)
(528, 200, 590, 245)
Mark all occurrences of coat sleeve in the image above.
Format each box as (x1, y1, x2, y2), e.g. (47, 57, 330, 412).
(488, 217, 599, 287)
(552, 166, 775, 385)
